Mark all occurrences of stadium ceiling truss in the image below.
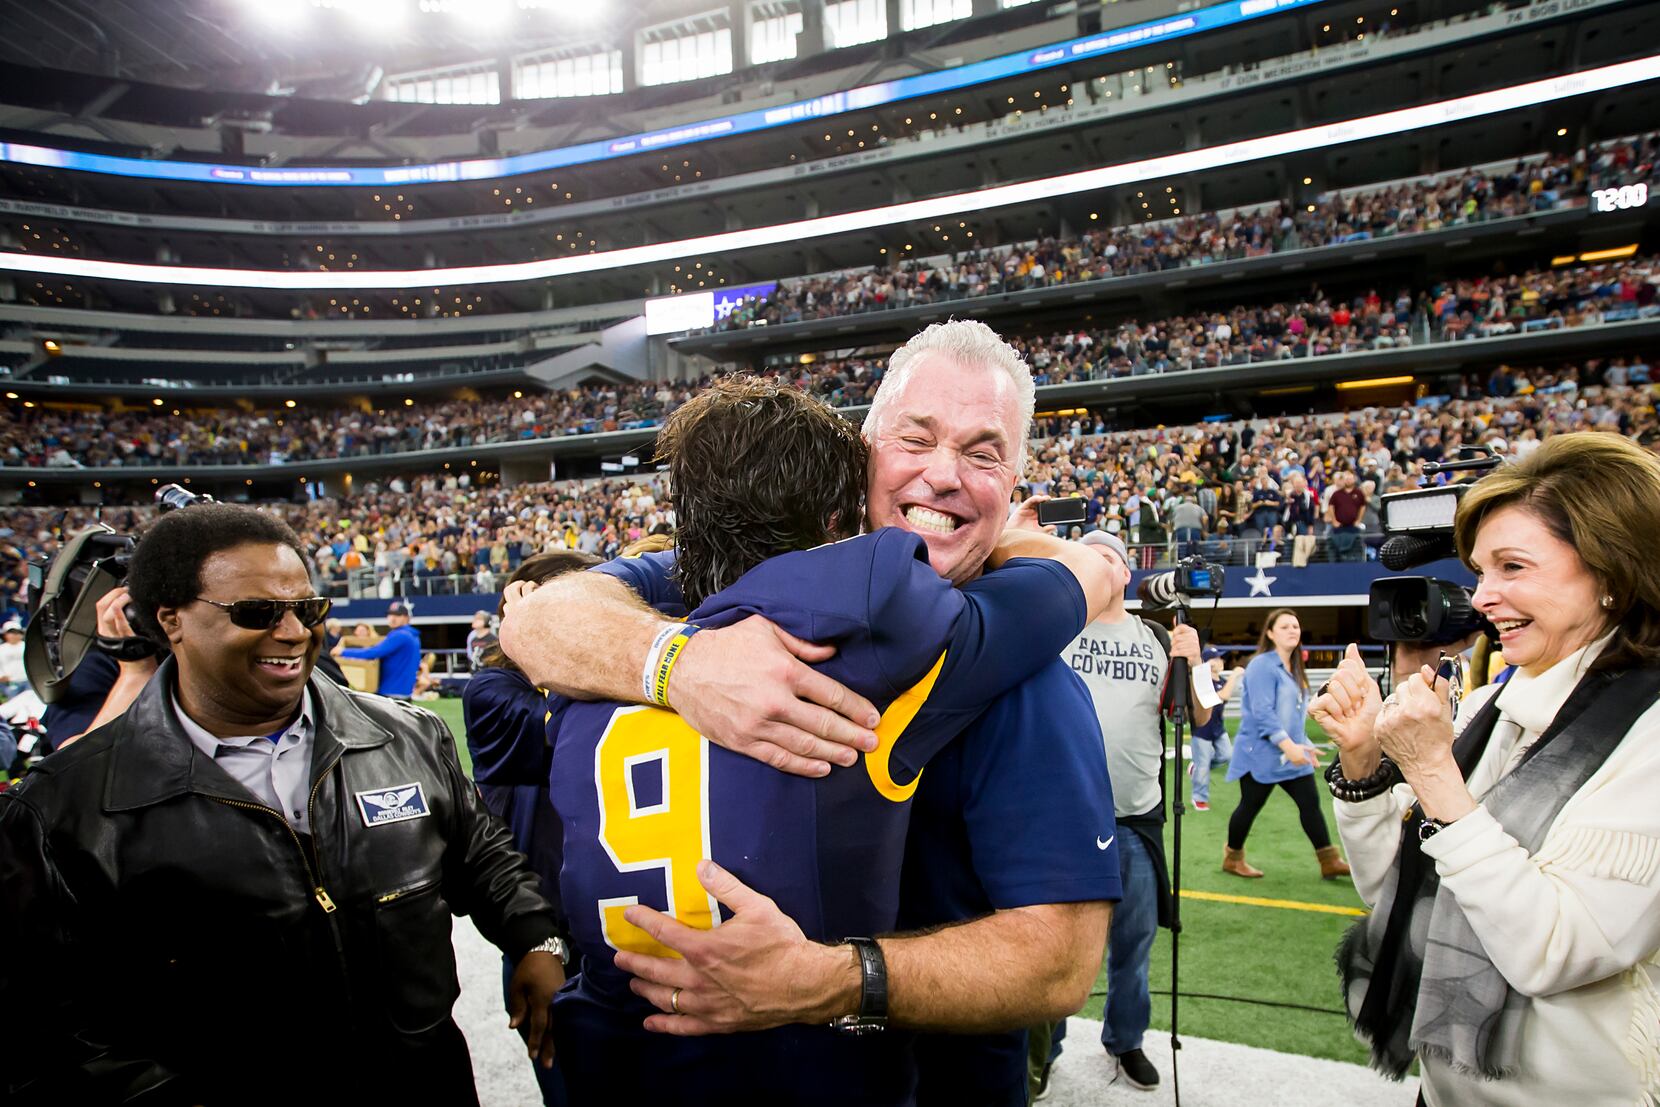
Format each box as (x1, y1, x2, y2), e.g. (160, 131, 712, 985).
(2, 54, 1656, 292)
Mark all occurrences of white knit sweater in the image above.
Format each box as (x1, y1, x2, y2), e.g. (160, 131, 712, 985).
(1336, 636, 1660, 1107)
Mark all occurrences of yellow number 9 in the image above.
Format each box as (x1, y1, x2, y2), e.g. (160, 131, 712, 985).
(594, 706, 718, 957)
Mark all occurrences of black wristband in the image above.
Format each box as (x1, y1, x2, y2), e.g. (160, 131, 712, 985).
(1325, 753, 1400, 803)
(830, 937, 888, 1034)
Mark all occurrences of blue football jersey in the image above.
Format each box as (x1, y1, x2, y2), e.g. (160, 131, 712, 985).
(549, 528, 1087, 1105)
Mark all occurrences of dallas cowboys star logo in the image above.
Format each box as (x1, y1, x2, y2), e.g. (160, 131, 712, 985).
(1246, 567, 1277, 596)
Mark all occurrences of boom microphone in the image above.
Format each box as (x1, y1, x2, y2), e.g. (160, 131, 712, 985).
(1379, 533, 1457, 572)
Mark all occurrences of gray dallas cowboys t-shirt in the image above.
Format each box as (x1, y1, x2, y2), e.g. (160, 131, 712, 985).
(1064, 614, 1167, 819)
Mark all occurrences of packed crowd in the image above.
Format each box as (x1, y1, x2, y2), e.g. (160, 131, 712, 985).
(1, 252, 1654, 471)
(0, 471, 674, 621)
(715, 134, 1660, 330)
(1, 360, 1651, 623)
(1023, 360, 1658, 566)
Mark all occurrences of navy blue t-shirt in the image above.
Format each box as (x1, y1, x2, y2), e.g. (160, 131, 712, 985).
(575, 537, 1122, 1106)
(462, 666, 567, 921)
(898, 660, 1118, 1106)
(1192, 670, 1228, 741)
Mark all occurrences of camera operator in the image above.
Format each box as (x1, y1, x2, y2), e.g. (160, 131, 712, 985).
(0, 503, 564, 1105)
(1055, 529, 1212, 1093)
(48, 586, 160, 750)
(1313, 432, 1660, 1105)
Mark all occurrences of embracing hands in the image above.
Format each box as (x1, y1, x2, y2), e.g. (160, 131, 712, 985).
(614, 860, 855, 1036)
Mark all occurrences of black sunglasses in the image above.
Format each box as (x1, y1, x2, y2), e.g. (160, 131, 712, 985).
(197, 597, 333, 631)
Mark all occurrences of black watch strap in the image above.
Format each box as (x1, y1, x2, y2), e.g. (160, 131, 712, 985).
(830, 937, 888, 1034)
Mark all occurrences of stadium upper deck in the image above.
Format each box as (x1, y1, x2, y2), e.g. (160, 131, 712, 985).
(1, 0, 1655, 323)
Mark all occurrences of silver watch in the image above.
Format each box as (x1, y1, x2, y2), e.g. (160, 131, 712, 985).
(526, 936, 570, 964)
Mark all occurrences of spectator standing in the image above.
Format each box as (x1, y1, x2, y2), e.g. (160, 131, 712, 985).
(1326, 470, 1368, 562)
(335, 601, 422, 698)
(1167, 494, 1206, 558)
(1059, 529, 1211, 1092)
(466, 610, 498, 670)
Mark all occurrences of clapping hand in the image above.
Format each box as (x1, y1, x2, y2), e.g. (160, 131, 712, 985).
(1375, 663, 1455, 778)
(1309, 643, 1385, 778)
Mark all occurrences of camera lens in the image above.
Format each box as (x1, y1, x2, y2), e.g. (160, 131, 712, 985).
(154, 484, 200, 513)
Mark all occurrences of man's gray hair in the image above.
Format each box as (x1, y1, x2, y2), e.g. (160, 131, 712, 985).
(862, 319, 1036, 451)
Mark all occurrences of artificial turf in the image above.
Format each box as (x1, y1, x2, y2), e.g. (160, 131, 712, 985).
(433, 695, 1370, 1065)
(1075, 717, 1373, 1065)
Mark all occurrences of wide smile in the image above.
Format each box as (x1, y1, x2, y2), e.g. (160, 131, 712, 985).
(1491, 617, 1532, 642)
(900, 503, 965, 537)
(255, 655, 306, 679)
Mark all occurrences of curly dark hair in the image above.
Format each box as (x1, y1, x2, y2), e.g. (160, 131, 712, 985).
(479, 549, 600, 672)
(126, 503, 310, 644)
(657, 375, 867, 609)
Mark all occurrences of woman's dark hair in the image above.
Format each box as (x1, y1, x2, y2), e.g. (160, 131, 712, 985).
(126, 503, 310, 643)
(1253, 607, 1308, 690)
(1455, 431, 1660, 672)
(479, 549, 600, 672)
(657, 375, 867, 609)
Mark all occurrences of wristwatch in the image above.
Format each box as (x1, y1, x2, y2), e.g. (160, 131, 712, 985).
(525, 936, 570, 965)
(1418, 816, 1452, 843)
(830, 937, 888, 1034)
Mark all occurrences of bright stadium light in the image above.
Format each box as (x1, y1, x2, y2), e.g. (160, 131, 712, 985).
(242, 0, 311, 28)
(2, 54, 1657, 292)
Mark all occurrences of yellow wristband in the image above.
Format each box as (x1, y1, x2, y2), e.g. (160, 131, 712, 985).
(651, 626, 699, 707)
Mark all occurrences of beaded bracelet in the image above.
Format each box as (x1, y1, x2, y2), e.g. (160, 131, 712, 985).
(1324, 754, 1400, 803)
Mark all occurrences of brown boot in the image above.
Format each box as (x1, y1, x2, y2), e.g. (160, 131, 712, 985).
(1222, 846, 1264, 878)
(1317, 846, 1352, 880)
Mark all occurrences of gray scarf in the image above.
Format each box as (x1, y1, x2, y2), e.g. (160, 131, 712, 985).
(1338, 665, 1660, 1080)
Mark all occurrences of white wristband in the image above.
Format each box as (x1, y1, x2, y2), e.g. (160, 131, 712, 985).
(642, 623, 687, 704)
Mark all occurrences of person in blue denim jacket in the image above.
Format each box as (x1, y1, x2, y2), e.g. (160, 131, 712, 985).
(1221, 608, 1350, 880)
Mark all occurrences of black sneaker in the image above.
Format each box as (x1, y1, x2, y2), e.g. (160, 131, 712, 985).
(1110, 1048, 1160, 1091)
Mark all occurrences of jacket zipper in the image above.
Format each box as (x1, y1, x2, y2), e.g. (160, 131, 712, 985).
(207, 794, 336, 912)
(304, 751, 344, 912)
(376, 878, 439, 905)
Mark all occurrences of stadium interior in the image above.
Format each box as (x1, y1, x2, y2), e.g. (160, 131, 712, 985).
(0, 0, 1656, 1101)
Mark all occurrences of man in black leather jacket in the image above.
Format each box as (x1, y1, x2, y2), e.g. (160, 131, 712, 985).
(0, 504, 563, 1106)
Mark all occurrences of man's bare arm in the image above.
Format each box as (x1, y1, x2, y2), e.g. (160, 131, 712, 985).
(497, 571, 880, 777)
(496, 571, 666, 701)
(617, 861, 1111, 1035)
(881, 901, 1111, 1031)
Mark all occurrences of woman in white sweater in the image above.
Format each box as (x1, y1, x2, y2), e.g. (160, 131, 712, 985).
(1311, 432, 1660, 1107)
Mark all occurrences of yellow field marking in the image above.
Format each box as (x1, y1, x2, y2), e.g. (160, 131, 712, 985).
(1181, 888, 1368, 917)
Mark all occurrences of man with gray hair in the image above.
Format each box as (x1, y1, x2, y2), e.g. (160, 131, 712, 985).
(502, 319, 1118, 1105)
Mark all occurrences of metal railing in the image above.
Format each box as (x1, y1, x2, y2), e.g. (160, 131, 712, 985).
(1111, 529, 1382, 571)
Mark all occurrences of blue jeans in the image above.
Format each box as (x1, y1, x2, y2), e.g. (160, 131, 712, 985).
(502, 957, 570, 1107)
(1189, 733, 1233, 804)
(1100, 830, 1158, 1056)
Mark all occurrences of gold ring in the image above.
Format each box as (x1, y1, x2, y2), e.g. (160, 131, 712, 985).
(670, 987, 682, 1014)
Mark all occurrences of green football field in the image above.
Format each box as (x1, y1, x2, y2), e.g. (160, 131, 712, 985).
(430, 696, 1368, 1065)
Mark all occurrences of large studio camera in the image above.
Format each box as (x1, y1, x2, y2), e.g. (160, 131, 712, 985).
(23, 484, 212, 702)
(1367, 447, 1500, 645)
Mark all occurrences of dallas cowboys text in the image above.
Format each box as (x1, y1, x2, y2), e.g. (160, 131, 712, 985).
(1067, 637, 1163, 686)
